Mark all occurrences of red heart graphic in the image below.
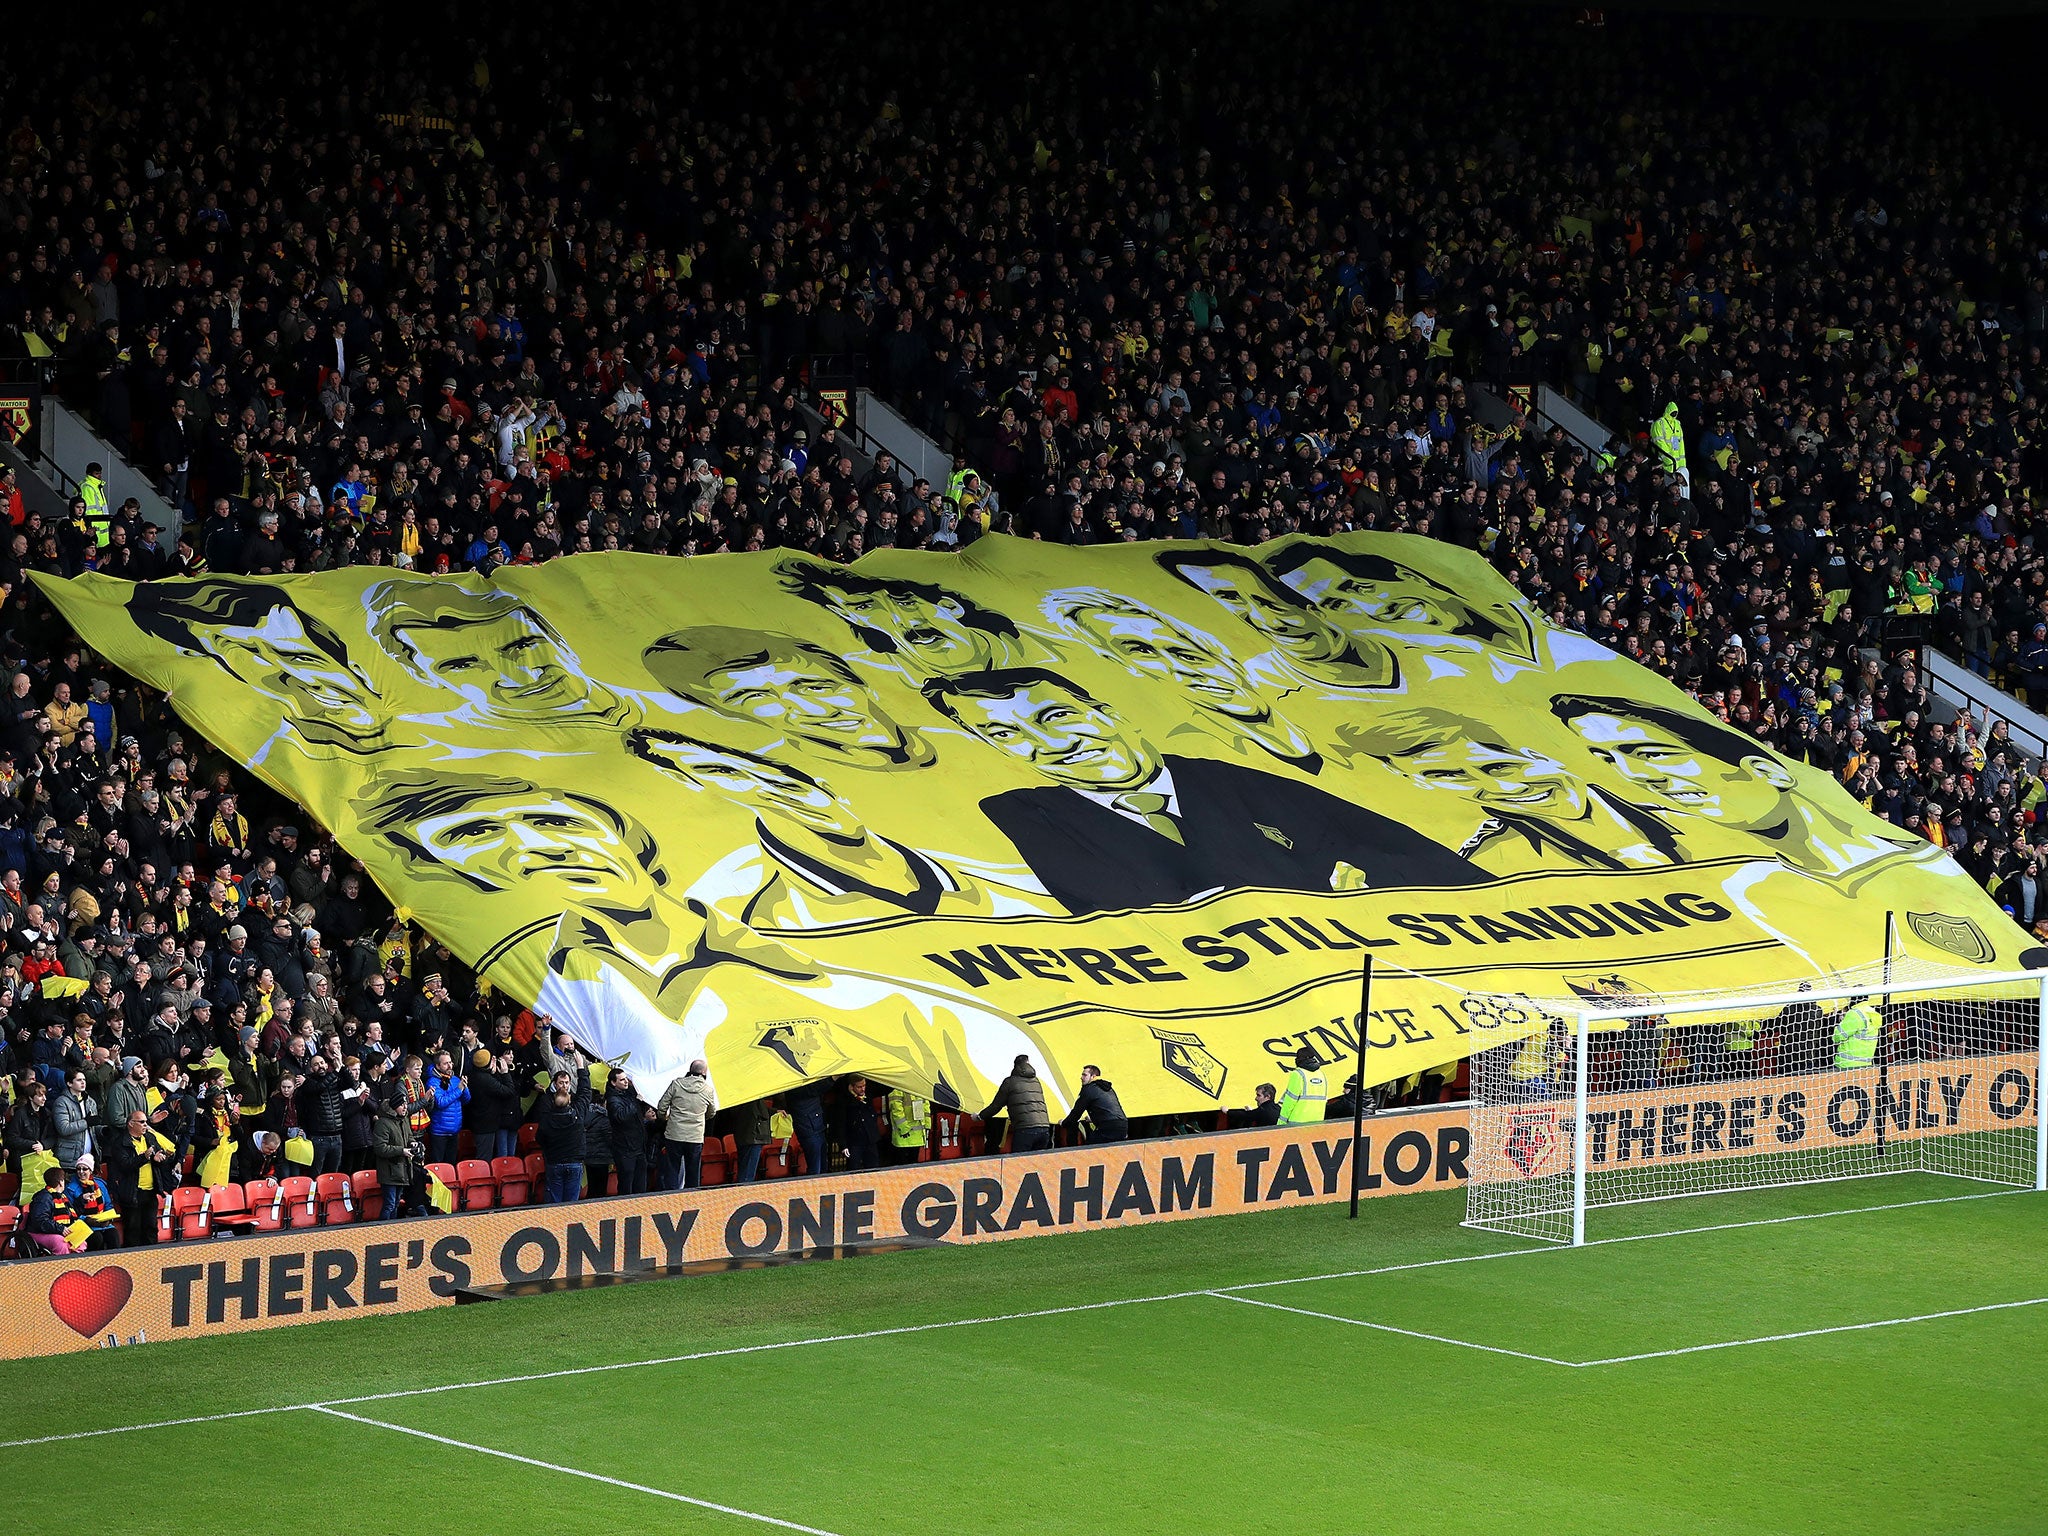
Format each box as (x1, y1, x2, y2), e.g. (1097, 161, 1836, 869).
(49, 1266, 134, 1338)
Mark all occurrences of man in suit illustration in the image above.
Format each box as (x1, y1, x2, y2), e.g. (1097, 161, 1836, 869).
(923, 668, 1488, 914)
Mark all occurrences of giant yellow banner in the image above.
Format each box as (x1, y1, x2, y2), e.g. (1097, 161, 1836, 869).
(37, 534, 2034, 1117)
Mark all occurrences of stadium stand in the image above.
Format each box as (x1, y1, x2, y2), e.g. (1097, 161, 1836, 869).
(3, 0, 2048, 1250)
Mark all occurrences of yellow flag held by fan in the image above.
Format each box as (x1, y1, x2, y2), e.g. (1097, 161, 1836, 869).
(34, 534, 2030, 1115)
(426, 1169, 457, 1215)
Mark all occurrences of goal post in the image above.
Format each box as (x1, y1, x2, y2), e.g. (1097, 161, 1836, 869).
(1462, 961, 2048, 1247)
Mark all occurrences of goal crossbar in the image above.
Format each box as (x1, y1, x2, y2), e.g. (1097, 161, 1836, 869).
(1564, 966, 2048, 1024)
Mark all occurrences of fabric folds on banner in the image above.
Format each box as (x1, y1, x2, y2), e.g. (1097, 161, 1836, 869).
(36, 533, 2030, 1115)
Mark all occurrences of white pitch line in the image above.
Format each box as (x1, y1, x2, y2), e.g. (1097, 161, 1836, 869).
(1205, 1289, 1581, 1366)
(0, 1404, 287, 1448)
(0, 1290, 1217, 1448)
(1220, 1243, 1553, 1294)
(1573, 1296, 2048, 1367)
(2, 1185, 2033, 1449)
(312, 1406, 842, 1533)
(1567, 1186, 2030, 1250)
(1219, 1187, 2030, 1295)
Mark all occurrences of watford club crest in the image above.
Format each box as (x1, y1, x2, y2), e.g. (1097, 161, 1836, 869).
(755, 1019, 850, 1078)
(1505, 1109, 1560, 1179)
(1906, 911, 1993, 965)
(1151, 1026, 1227, 1098)
(0, 391, 30, 446)
(1564, 972, 1659, 1009)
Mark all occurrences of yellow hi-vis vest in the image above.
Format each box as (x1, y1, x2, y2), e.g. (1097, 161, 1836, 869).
(1834, 1005, 1880, 1069)
(1650, 409, 1687, 475)
(1277, 1067, 1327, 1124)
(81, 476, 110, 546)
(887, 1088, 929, 1148)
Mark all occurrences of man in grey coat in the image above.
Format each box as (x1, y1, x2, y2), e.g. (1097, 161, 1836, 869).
(982, 1055, 1052, 1153)
(52, 1069, 97, 1167)
(102, 1056, 150, 1134)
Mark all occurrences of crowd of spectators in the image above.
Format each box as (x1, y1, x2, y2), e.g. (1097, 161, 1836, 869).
(5, 0, 2048, 1247)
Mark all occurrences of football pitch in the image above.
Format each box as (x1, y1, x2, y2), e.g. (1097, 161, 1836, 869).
(4, 1175, 2043, 1535)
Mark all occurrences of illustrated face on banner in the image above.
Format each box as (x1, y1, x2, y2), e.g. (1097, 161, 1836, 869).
(629, 730, 860, 839)
(929, 669, 1157, 791)
(645, 628, 936, 769)
(1044, 589, 1269, 720)
(783, 565, 1018, 677)
(1269, 545, 1529, 657)
(358, 772, 662, 907)
(1555, 696, 1797, 829)
(367, 583, 615, 725)
(1400, 738, 1586, 816)
(1163, 553, 1342, 661)
(1157, 550, 1394, 687)
(126, 581, 385, 736)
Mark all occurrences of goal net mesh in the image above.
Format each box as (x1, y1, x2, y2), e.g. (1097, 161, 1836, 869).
(1456, 960, 2045, 1245)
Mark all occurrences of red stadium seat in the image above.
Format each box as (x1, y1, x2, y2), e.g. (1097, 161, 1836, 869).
(351, 1168, 383, 1216)
(757, 1142, 793, 1179)
(170, 1185, 212, 1241)
(517, 1123, 539, 1156)
(423, 1162, 457, 1210)
(244, 1179, 285, 1233)
(700, 1138, 731, 1186)
(524, 1152, 545, 1186)
(0, 1204, 20, 1258)
(456, 1159, 496, 1210)
(279, 1175, 319, 1229)
(209, 1183, 257, 1232)
(314, 1171, 355, 1225)
(491, 1156, 531, 1206)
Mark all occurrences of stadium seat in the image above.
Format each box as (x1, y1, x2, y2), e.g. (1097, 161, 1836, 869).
(279, 1175, 318, 1229)
(455, 1159, 496, 1210)
(524, 1152, 545, 1186)
(426, 1162, 461, 1209)
(170, 1186, 212, 1241)
(0, 1171, 19, 1204)
(314, 1171, 355, 1224)
(244, 1179, 285, 1233)
(758, 1142, 793, 1179)
(351, 1168, 382, 1216)
(209, 1183, 257, 1233)
(0, 1204, 19, 1258)
(491, 1156, 530, 1206)
(517, 1123, 539, 1155)
(700, 1139, 731, 1186)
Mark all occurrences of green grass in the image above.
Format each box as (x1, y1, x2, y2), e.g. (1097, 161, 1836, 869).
(4, 1175, 2044, 1535)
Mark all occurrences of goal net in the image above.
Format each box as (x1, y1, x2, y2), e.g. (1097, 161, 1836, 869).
(1461, 959, 2048, 1245)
